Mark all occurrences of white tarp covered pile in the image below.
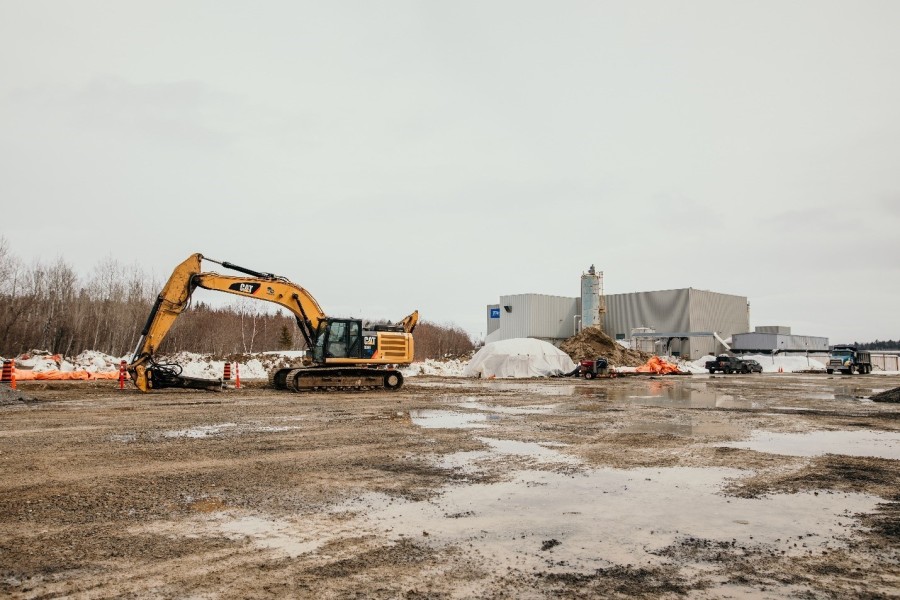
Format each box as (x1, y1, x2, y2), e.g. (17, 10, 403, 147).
(463, 338, 576, 379)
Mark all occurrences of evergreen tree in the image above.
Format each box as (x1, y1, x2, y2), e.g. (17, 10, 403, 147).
(278, 325, 293, 350)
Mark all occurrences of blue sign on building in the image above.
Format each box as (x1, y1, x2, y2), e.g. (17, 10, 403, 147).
(489, 308, 500, 319)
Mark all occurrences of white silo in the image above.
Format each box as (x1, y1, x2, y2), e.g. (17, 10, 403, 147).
(580, 265, 606, 330)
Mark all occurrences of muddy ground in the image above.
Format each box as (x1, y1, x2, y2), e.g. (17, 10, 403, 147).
(1, 373, 899, 599)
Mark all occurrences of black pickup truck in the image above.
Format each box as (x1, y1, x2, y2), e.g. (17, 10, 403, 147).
(706, 355, 762, 374)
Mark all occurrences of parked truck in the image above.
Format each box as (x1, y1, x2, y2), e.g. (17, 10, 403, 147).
(705, 355, 762, 374)
(706, 355, 744, 374)
(826, 345, 872, 375)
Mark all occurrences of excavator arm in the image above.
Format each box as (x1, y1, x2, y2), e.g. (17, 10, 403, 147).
(129, 253, 327, 391)
(400, 310, 419, 334)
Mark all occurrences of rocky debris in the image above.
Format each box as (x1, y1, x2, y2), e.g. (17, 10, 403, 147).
(559, 326, 652, 367)
(871, 386, 900, 403)
(0, 385, 37, 405)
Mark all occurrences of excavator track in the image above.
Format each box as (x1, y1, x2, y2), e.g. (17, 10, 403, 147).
(270, 367, 404, 392)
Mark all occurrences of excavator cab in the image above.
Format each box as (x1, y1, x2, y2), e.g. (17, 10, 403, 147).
(312, 319, 363, 362)
(311, 318, 413, 365)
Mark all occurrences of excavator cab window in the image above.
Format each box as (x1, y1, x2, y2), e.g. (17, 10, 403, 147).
(327, 321, 348, 358)
(347, 321, 361, 357)
(312, 323, 326, 363)
(317, 319, 364, 361)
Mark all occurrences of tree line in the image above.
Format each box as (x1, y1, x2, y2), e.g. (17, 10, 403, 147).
(0, 238, 473, 361)
(842, 340, 900, 351)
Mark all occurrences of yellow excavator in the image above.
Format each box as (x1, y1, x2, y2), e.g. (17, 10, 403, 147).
(128, 253, 417, 392)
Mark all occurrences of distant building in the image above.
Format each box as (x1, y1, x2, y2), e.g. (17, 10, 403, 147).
(485, 284, 749, 360)
(486, 294, 580, 344)
(603, 288, 749, 359)
(731, 326, 829, 354)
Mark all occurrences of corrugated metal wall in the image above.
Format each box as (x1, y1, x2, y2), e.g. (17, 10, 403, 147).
(732, 333, 776, 351)
(492, 294, 578, 341)
(603, 289, 692, 340)
(732, 333, 829, 352)
(601, 288, 749, 359)
(688, 289, 750, 358)
(756, 325, 791, 335)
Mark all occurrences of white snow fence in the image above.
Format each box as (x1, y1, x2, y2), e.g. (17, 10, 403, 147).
(463, 338, 576, 379)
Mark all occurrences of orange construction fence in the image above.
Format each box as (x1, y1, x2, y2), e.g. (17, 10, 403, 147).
(12, 370, 125, 381)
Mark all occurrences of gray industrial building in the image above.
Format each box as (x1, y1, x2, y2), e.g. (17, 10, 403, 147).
(604, 288, 749, 359)
(486, 294, 581, 343)
(485, 280, 750, 360)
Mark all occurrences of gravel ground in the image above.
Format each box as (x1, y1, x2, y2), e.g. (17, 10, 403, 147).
(1, 373, 899, 599)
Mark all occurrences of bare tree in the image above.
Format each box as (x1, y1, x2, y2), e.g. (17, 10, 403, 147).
(0, 239, 474, 361)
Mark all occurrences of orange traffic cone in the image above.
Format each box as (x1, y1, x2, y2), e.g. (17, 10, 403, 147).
(235, 363, 241, 389)
(1, 360, 15, 390)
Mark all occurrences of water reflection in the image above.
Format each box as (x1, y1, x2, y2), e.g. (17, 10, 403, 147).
(719, 429, 900, 459)
(337, 466, 880, 573)
(605, 381, 753, 409)
(409, 410, 492, 429)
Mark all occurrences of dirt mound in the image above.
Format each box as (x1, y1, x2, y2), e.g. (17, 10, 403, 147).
(559, 327, 653, 367)
(871, 386, 900, 403)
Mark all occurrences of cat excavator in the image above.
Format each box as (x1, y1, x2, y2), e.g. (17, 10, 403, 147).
(128, 253, 417, 392)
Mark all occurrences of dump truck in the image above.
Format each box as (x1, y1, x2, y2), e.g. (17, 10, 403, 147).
(826, 345, 872, 375)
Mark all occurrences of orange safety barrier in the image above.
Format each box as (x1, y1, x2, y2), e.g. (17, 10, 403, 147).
(12, 370, 125, 381)
(635, 356, 682, 375)
(223, 362, 231, 380)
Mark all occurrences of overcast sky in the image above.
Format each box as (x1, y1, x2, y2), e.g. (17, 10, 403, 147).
(1, 1, 898, 343)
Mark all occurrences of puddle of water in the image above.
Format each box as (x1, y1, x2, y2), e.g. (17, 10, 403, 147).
(486, 383, 576, 396)
(337, 466, 880, 573)
(599, 382, 753, 409)
(411, 381, 577, 396)
(456, 399, 558, 415)
(218, 515, 324, 558)
(629, 389, 751, 409)
(432, 437, 577, 473)
(476, 437, 579, 464)
(409, 410, 491, 429)
(719, 430, 900, 460)
(435, 450, 495, 472)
